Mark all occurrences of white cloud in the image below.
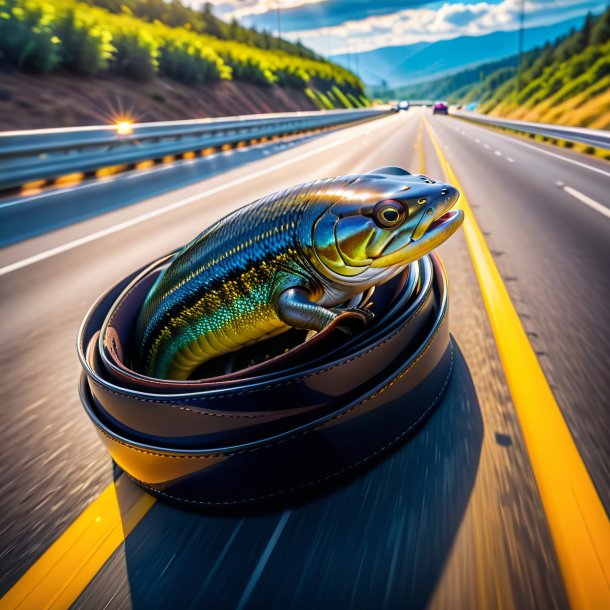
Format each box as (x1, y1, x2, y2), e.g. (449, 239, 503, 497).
(185, 0, 326, 20)
(283, 0, 606, 55)
(225, 0, 326, 20)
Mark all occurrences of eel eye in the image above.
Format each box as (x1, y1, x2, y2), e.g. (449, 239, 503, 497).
(373, 200, 405, 229)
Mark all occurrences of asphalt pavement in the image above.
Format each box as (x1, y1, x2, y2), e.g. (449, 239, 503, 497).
(428, 115, 610, 508)
(1, 108, 608, 608)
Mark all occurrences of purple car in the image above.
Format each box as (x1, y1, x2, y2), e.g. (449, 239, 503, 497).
(433, 101, 449, 115)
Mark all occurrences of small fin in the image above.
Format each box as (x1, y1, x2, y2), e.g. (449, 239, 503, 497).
(368, 166, 411, 176)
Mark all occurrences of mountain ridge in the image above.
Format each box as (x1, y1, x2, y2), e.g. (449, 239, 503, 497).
(334, 15, 588, 90)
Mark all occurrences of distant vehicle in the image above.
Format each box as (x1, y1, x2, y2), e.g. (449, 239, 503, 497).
(455, 104, 463, 110)
(433, 101, 449, 115)
(466, 102, 478, 111)
(396, 100, 410, 111)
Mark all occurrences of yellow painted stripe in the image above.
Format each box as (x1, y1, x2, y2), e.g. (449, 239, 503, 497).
(0, 476, 155, 610)
(425, 118, 610, 610)
(417, 121, 426, 175)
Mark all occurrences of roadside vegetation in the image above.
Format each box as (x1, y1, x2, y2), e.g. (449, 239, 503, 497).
(0, 0, 367, 109)
(88, 0, 318, 59)
(390, 7, 610, 131)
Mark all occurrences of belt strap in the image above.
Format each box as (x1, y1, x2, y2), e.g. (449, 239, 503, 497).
(78, 252, 453, 506)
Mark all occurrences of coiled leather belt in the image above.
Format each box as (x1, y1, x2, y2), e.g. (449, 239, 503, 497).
(78, 252, 453, 507)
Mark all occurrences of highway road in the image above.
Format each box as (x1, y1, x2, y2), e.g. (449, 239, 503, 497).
(0, 108, 608, 609)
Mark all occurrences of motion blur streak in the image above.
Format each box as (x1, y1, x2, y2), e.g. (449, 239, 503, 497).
(235, 511, 292, 610)
(426, 119, 610, 610)
(0, 477, 155, 610)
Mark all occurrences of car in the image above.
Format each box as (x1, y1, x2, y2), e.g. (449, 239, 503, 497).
(432, 101, 449, 115)
(396, 100, 410, 111)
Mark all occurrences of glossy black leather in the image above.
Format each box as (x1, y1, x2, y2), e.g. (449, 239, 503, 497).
(78, 252, 453, 506)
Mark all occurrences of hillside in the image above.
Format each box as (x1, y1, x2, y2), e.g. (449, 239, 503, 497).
(389, 8, 610, 132)
(482, 9, 610, 131)
(0, 71, 321, 130)
(0, 0, 367, 129)
(386, 55, 521, 103)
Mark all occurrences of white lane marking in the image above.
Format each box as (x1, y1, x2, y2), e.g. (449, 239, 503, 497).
(511, 137, 610, 177)
(483, 143, 491, 149)
(459, 119, 610, 178)
(506, 157, 514, 163)
(0, 120, 387, 277)
(475, 138, 481, 143)
(559, 184, 610, 219)
(494, 150, 502, 156)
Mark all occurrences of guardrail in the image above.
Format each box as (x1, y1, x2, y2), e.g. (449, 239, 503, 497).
(0, 107, 393, 191)
(452, 111, 610, 150)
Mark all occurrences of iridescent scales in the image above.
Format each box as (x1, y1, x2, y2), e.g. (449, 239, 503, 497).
(135, 169, 463, 380)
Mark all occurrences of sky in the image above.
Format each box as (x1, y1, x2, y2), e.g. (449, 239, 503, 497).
(193, 0, 608, 56)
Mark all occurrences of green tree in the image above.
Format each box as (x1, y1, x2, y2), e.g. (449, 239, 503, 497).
(591, 8, 610, 45)
(0, 0, 61, 71)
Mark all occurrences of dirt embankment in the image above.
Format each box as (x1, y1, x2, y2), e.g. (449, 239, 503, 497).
(0, 71, 318, 130)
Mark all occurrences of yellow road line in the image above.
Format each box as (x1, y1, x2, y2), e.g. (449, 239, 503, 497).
(424, 118, 610, 610)
(0, 476, 155, 610)
(417, 119, 426, 175)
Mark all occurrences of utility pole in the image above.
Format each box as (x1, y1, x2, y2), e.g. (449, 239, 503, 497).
(346, 39, 352, 72)
(516, 0, 525, 94)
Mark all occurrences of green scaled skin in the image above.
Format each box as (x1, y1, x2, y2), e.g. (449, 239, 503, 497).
(134, 167, 463, 380)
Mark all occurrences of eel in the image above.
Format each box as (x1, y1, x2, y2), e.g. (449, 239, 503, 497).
(134, 167, 463, 379)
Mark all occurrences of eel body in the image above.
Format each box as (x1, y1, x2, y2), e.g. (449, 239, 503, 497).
(134, 167, 463, 379)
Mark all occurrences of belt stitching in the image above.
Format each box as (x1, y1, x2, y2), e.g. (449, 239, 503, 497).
(122, 343, 454, 505)
(93, 307, 448, 458)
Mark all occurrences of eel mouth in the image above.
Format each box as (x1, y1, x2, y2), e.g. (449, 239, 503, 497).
(428, 209, 462, 234)
(411, 208, 464, 251)
(370, 208, 464, 268)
